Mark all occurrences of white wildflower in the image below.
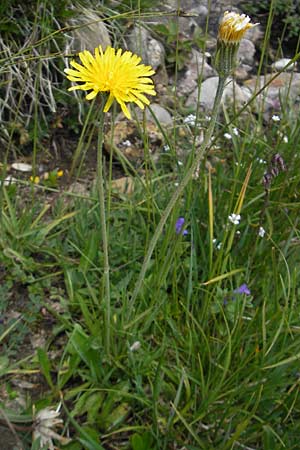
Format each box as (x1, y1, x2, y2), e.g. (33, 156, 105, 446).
(213, 238, 222, 250)
(228, 213, 241, 225)
(163, 144, 170, 152)
(257, 157, 266, 164)
(283, 135, 288, 143)
(177, 160, 183, 166)
(224, 132, 232, 140)
(122, 139, 132, 147)
(184, 114, 196, 126)
(258, 226, 266, 238)
(232, 127, 239, 136)
(272, 115, 280, 122)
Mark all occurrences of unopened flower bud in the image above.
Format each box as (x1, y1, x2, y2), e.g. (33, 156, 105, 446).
(214, 11, 258, 77)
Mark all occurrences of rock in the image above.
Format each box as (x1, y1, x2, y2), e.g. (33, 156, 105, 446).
(128, 25, 168, 87)
(244, 72, 300, 117)
(238, 39, 256, 66)
(144, 103, 173, 126)
(133, 104, 172, 125)
(186, 77, 248, 111)
(11, 162, 32, 172)
(111, 177, 134, 195)
(128, 26, 164, 67)
(178, 49, 216, 95)
(234, 65, 253, 81)
(0, 175, 18, 186)
(271, 58, 297, 72)
(66, 9, 111, 53)
(147, 39, 165, 70)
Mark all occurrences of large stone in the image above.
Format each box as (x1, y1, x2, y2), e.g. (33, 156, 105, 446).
(128, 25, 168, 87)
(67, 9, 111, 53)
(244, 72, 300, 114)
(238, 39, 256, 66)
(271, 58, 297, 72)
(186, 77, 248, 111)
(134, 103, 173, 126)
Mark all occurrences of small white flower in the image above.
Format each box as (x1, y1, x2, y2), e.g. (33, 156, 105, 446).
(272, 115, 280, 122)
(130, 341, 141, 352)
(174, 182, 179, 186)
(236, 230, 241, 235)
(232, 127, 239, 136)
(205, 115, 211, 121)
(224, 132, 232, 140)
(163, 144, 170, 152)
(228, 213, 241, 225)
(213, 238, 222, 250)
(257, 157, 266, 164)
(283, 135, 288, 143)
(177, 160, 183, 166)
(122, 139, 131, 147)
(184, 114, 196, 126)
(258, 226, 266, 238)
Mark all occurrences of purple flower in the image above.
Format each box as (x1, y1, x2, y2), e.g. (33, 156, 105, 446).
(234, 283, 251, 295)
(175, 217, 188, 236)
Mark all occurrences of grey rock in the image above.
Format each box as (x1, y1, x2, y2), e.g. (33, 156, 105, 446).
(243, 72, 300, 118)
(147, 39, 166, 70)
(134, 103, 173, 126)
(128, 26, 165, 70)
(238, 39, 256, 66)
(271, 58, 297, 72)
(234, 64, 253, 81)
(178, 49, 216, 95)
(128, 25, 168, 87)
(128, 25, 149, 62)
(186, 76, 248, 111)
(66, 9, 111, 53)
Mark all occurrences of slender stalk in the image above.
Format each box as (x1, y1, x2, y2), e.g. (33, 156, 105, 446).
(70, 98, 96, 178)
(96, 99, 111, 355)
(131, 76, 227, 305)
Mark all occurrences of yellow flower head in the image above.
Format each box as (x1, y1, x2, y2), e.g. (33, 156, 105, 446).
(218, 11, 258, 44)
(64, 46, 156, 119)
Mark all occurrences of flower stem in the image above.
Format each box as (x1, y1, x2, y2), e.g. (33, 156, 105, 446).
(97, 99, 111, 355)
(131, 76, 227, 305)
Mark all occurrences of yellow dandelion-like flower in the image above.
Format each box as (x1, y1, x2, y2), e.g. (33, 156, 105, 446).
(218, 11, 258, 44)
(64, 46, 156, 119)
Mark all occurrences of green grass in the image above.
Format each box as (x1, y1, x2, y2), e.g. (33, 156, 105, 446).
(1, 1, 300, 449)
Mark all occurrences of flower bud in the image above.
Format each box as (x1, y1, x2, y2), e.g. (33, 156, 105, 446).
(214, 11, 258, 77)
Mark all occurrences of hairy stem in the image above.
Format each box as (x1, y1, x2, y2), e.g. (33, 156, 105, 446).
(97, 100, 111, 355)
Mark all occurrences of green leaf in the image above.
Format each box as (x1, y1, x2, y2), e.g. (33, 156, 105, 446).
(131, 432, 154, 450)
(37, 347, 54, 390)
